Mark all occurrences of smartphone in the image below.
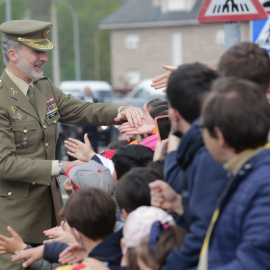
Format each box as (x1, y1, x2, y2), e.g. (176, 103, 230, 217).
(155, 115, 171, 141)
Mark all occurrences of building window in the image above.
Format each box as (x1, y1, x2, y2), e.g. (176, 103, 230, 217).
(167, 0, 185, 11)
(172, 32, 182, 66)
(126, 70, 141, 86)
(215, 29, 224, 45)
(125, 34, 140, 49)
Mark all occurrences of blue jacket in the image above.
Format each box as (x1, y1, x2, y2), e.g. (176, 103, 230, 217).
(208, 149, 270, 270)
(43, 228, 123, 270)
(163, 120, 227, 270)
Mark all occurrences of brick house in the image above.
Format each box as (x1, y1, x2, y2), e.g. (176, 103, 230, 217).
(99, 0, 249, 90)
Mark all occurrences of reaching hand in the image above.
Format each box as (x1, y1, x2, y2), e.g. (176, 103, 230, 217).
(119, 104, 155, 135)
(43, 222, 65, 239)
(64, 133, 95, 162)
(63, 178, 74, 196)
(12, 245, 44, 268)
(151, 65, 177, 92)
(149, 180, 183, 215)
(0, 226, 27, 254)
(58, 243, 88, 265)
(114, 106, 143, 128)
(43, 221, 76, 245)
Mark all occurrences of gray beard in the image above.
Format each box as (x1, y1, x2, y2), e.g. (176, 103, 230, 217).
(16, 60, 43, 81)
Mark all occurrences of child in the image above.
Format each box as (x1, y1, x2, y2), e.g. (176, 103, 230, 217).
(12, 188, 122, 269)
(134, 221, 186, 270)
(121, 206, 185, 270)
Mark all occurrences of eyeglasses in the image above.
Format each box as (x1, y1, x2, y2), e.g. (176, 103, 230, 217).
(196, 123, 206, 133)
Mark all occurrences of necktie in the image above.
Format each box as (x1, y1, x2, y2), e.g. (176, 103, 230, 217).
(28, 85, 38, 113)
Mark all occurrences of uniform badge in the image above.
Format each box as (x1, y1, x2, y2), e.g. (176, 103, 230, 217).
(12, 113, 26, 121)
(46, 98, 58, 120)
(22, 138, 28, 147)
(10, 88, 17, 95)
(9, 106, 17, 113)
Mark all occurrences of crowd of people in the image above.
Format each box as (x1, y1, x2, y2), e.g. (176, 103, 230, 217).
(0, 19, 270, 270)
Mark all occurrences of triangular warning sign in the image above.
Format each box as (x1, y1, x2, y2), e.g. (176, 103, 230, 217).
(198, 0, 267, 23)
(255, 17, 270, 49)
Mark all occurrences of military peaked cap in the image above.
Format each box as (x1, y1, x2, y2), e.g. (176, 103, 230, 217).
(0, 20, 54, 51)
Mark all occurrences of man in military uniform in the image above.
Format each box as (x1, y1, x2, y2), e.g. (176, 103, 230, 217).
(0, 20, 142, 269)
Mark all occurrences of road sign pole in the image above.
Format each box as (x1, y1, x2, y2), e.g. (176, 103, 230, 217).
(224, 21, 241, 51)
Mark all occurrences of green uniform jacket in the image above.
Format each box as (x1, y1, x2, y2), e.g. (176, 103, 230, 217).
(0, 70, 121, 244)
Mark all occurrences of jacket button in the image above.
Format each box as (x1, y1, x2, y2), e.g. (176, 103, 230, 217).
(32, 181, 36, 185)
(54, 120, 57, 124)
(43, 125, 47, 129)
(8, 191, 12, 196)
(24, 129, 27, 133)
(45, 143, 49, 148)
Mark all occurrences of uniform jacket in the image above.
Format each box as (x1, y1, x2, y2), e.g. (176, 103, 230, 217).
(0, 70, 121, 244)
(163, 120, 227, 270)
(207, 148, 270, 270)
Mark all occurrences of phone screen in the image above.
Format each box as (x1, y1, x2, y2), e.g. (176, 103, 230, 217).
(155, 116, 171, 141)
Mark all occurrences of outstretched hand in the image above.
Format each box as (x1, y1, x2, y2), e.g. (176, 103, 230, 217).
(63, 178, 74, 196)
(43, 222, 65, 239)
(151, 65, 177, 92)
(114, 106, 143, 128)
(64, 133, 95, 162)
(58, 242, 87, 265)
(12, 245, 44, 268)
(119, 103, 155, 135)
(0, 226, 27, 254)
(43, 221, 76, 245)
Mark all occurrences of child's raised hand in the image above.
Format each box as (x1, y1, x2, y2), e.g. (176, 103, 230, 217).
(64, 134, 94, 162)
(58, 243, 87, 265)
(12, 245, 44, 268)
(0, 226, 27, 254)
(43, 224, 64, 239)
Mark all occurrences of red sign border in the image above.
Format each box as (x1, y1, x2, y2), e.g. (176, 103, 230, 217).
(198, 0, 267, 23)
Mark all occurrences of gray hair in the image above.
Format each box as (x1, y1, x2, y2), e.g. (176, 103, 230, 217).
(1, 35, 21, 64)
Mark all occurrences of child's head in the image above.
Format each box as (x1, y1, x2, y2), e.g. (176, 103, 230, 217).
(67, 160, 115, 195)
(122, 206, 175, 270)
(115, 167, 158, 215)
(62, 187, 116, 241)
(134, 222, 186, 270)
(112, 144, 154, 180)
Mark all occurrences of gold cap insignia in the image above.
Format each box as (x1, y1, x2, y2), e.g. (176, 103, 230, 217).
(42, 26, 51, 38)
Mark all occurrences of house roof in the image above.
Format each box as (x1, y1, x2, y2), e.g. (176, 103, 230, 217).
(99, 0, 204, 30)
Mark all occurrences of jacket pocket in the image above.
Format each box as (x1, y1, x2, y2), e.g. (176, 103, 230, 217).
(11, 122, 36, 154)
(0, 180, 29, 198)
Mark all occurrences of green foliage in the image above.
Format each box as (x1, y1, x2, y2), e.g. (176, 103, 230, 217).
(0, 0, 123, 84)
